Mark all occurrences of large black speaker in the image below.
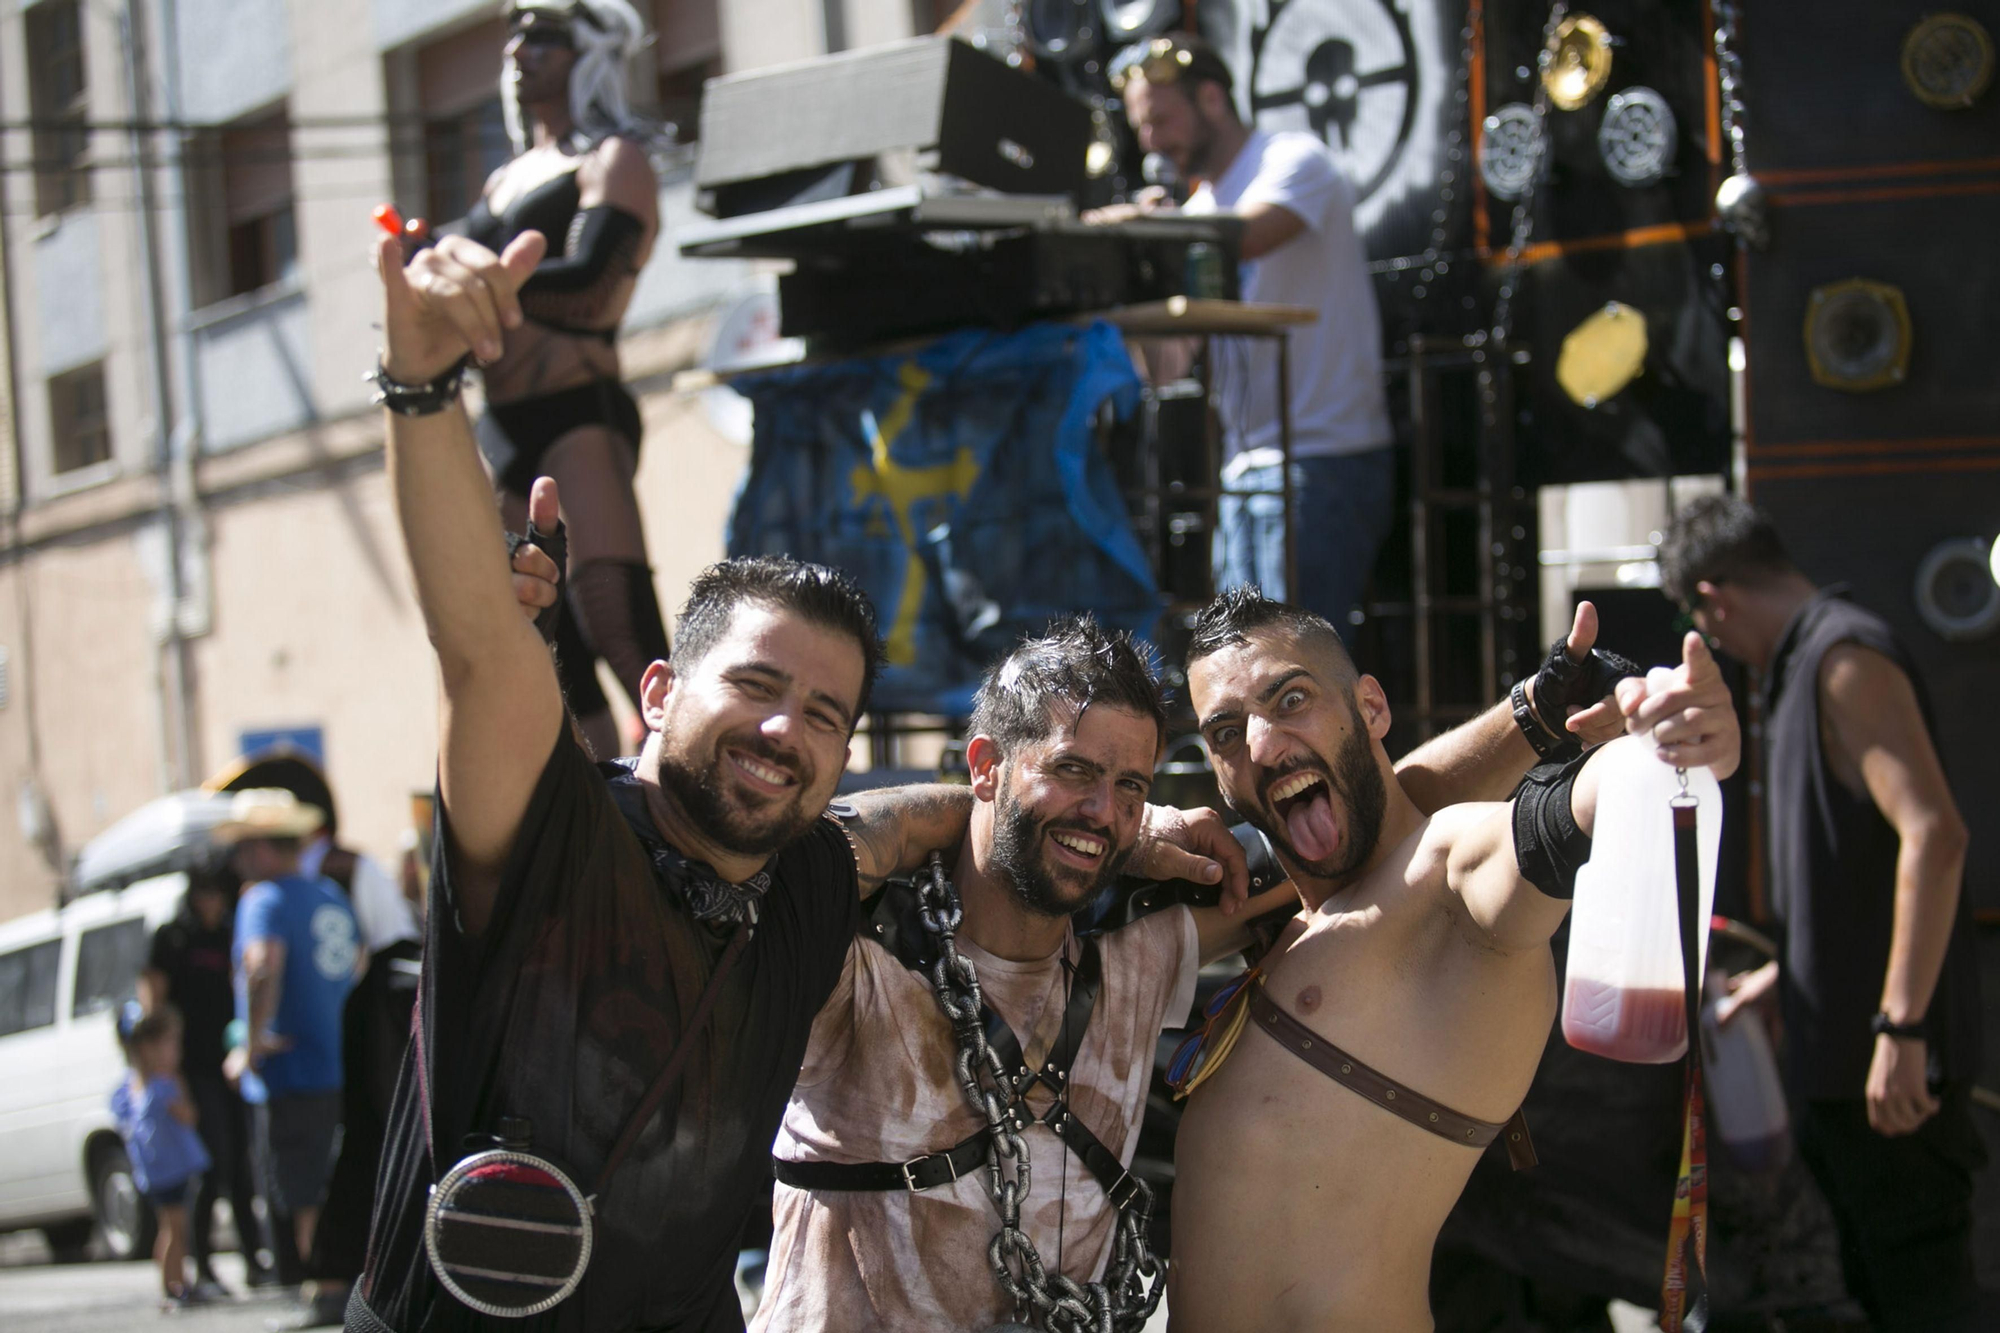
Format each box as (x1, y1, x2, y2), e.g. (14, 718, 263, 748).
(1738, 1, 2000, 907)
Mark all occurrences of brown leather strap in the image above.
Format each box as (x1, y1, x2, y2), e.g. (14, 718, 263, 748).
(1247, 981, 1536, 1170)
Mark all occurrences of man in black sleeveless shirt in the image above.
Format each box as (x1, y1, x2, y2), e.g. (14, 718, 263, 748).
(1662, 496, 1985, 1331)
(355, 228, 1246, 1333)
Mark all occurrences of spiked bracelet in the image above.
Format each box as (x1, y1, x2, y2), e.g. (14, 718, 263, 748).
(368, 355, 470, 416)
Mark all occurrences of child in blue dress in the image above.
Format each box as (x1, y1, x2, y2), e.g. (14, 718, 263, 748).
(112, 1003, 213, 1307)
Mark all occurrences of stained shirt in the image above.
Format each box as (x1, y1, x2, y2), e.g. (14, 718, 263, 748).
(755, 906, 1198, 1332)
(358, 729, 859, 1333)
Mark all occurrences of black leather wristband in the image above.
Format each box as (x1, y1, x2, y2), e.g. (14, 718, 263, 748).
(368, 354, 471, 416)
(1511, 678, 1577, 761)
(1870, 1012, 1925, 1040)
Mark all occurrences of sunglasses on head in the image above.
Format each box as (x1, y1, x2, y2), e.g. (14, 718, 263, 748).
(1109, 36, 1228, 93)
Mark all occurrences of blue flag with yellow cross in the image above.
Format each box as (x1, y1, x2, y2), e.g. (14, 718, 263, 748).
(726, 321, 1162, 715)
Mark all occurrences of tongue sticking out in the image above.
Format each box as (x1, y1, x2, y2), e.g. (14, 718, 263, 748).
(1284, 788, 1340, 864)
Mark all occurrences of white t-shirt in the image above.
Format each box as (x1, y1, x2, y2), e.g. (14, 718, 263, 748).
(754, 907, 1200, 1333)
(1185, 129, 1393, 461)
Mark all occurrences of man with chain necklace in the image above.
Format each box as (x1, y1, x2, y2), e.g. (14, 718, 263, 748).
(748, 597, 1696, 1333)
(1163, 589, 1742, 1331)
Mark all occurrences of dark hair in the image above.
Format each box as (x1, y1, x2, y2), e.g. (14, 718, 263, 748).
(1657, 495, 1796, 606)
(968, 616, 1167, 756)
(1185, 586, 1357, 688)
(671, 556, 884, 721)
(123, 1004, 181, 1061)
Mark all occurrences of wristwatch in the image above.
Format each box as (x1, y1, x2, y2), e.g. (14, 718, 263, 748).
(368, 354, 471, 416)
(1870, 1012, 1925, 1040)
(1511, 679, 1577, 761)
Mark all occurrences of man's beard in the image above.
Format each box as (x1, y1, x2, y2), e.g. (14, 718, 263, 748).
(988, 786, 1131, 919)
(1234, 718, 1388, 880)
(1184, 108, 1223, 180)
(657, 730, 819, 860)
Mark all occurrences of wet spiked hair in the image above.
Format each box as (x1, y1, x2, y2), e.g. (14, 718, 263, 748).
(968, 616, 1167, 756)
(1185, 586, 1358, 689)
(1657, 494, 1798, 608)
(671, 556, 884, 723)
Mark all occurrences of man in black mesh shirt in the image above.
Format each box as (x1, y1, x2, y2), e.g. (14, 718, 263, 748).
(350, 226, 1243, 1333)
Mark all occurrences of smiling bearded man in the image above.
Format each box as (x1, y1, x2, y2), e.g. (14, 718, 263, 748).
(753, 618, 1296, 1333)
(1164, 588, 1742, 1332)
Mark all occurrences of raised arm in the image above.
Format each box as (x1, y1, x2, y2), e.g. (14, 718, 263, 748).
(1445, 632, 1736, 954)
(374, 230, 563, 934)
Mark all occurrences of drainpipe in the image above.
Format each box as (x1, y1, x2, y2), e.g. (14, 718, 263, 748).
(120, 0, 196, 789)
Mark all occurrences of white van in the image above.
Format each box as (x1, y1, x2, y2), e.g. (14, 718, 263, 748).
(0, 872, 190, 1260)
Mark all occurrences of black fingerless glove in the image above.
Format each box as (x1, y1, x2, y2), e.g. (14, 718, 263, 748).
(1517, 635, 1644, 759)
(505, 518, 568, 644)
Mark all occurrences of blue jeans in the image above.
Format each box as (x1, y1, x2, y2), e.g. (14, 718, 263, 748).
(1214, 448, 1396, 640)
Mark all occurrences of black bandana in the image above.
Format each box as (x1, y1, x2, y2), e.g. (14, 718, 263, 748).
(603, 758, 770, 930)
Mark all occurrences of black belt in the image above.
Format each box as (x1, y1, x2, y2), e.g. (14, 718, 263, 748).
(773, 940, 1139, 1206)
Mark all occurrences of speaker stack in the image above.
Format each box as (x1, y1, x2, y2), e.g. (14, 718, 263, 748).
(1734, 1, 2000, 906)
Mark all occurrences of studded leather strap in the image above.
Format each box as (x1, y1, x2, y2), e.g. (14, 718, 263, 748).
(1246, 980, 1535, 1170)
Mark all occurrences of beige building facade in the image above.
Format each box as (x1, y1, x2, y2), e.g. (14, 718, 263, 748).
(0, 0, 928, 923)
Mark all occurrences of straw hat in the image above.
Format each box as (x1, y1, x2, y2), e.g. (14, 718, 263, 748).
(211, 788, 325, 845)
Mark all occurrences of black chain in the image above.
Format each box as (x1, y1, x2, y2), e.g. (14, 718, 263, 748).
(915, 855, 1163, 1333)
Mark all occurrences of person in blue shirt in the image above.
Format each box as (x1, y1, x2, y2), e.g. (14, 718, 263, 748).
(112, 1002, 213, 1307)
(214, 788, 359, 1285)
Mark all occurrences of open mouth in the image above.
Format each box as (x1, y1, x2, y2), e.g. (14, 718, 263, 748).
(1047, 827, 1110, 870)
(727, 749, 799, 796)
(1268, 769, 1341, 865)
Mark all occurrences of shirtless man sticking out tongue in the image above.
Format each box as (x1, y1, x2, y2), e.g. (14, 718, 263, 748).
(1166, 588, 1741, 1332)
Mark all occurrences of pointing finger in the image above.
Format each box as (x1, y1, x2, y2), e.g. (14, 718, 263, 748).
(374, 233, 413, 318)
(1682, 630, 1719, 683)
(528, 475, 561, 536)
(1565, 600, 1598, 661)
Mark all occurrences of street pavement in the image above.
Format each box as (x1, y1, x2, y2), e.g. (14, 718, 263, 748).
(0, 1234, 290, 1332)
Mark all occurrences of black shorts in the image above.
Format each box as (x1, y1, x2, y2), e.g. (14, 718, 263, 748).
(476, 379, 642, 498)
(252, 1092, 343, 1215)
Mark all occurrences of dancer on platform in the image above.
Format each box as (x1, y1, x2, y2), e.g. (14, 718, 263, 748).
(440, 0, 664, 756)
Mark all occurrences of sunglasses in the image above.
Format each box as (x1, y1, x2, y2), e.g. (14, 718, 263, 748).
(511, 24, 575, 50)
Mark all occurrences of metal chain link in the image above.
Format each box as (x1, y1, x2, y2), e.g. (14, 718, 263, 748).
(915, 855, 1163, 1333)
(1711, 0, 1749, 176)
(1490, 1, 1569, 341)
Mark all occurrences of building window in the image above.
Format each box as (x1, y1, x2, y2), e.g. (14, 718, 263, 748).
(426, 99, 510, 227)
(49, 362, 109, 475)
(654, 0, 722, 144)
(406, 17, 510, 226)
(187, 110, 298, 307)
(26, 0, 92, 216)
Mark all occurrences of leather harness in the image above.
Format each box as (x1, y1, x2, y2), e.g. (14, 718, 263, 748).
(1246, 980, 1537, 1170)
(771, 882, 1141, 1207)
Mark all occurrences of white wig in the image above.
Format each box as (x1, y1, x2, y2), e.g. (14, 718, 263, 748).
(501, 0, 652, 155)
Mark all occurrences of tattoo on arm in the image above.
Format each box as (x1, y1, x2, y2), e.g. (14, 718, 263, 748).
(841, 785, 975, 894)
